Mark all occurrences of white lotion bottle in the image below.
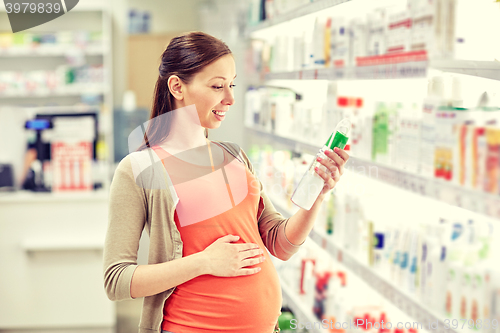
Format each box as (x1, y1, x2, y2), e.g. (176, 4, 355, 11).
(291, 118, 351, 210)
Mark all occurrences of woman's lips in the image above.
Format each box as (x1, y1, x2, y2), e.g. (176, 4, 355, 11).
(212, 110, 226, 121)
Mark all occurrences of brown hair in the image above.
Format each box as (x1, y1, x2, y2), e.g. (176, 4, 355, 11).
(137, 31, 232, 151)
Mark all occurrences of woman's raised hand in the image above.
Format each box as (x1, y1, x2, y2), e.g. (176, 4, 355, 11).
(200, 235, 265, 277)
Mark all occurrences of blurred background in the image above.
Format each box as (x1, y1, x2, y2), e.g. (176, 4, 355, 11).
(0, 0, 500, 332)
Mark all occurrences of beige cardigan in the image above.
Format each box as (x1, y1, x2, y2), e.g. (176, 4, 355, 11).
(103, 142, 302, 333)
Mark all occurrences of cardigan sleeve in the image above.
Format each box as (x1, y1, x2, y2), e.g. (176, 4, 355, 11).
(239, 148, 303, 261)
(103, 155, 147, 301)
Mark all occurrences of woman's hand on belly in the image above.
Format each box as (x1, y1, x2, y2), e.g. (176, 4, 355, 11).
(198, 234, 266, 277)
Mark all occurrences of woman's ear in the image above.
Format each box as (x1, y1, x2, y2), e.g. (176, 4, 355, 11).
(168, 75, 184, 101)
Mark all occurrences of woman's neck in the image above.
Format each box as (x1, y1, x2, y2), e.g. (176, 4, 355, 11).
(158, 104, 208, 153)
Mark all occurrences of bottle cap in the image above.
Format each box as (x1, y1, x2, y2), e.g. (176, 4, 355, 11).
(337, 97, 349, 107)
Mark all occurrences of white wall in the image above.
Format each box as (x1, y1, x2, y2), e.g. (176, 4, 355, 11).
(111, 0, 201, 108)
(127, 0, 201, 34)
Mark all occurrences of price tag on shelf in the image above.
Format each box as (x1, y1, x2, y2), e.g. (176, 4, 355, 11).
(361, 266, 370, 281)
(459, 191, 472, 212)
(424, 312, 434, 329)
(380, 281, 389, 299)
(454, 191, 464, 209)
(355, 66, 368, 79)
(392, 170, 400, 186)
(321, 237, 327, 250)
(415, 307, 427, 324)
(437, 323, 448, 333)
(431, 181, 441, 200)
(417, 177, 428, 196)
(402, 176, 410, 191)
(303, 70, 314, 80)
(337, 249, 343, 263)
(335, 68, 346, 80)
(437, 182, 455, 206)
(492, 197, 500, 220)
(316, 69, 328, 80)
(309, 230, 320, 244)
(343, 252, 353, 269)
(395, 290, 407, 312)
(409, 175, 420, 194)
(372, 274, 381, 292)
(393, 291, 402, 309)
(468, 193, 484, 215)
(350, 261, 359, 276)
(403, 299, 413, 318)
(326, 241, 337, 258)
(406, 302, 417, 319)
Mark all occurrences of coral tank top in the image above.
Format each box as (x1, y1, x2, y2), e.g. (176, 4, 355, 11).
(151, 141, 282, 333)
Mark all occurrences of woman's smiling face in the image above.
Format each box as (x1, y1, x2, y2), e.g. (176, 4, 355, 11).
(173, 54, 236, 129)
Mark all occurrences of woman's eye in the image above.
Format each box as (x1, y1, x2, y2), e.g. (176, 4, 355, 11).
(230, 84, 236, 88)
(213, 86, 223, 90)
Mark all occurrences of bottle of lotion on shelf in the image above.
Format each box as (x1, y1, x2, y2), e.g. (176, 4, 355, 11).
(420, 76, 445, 177)
(291, 118, 351, 210)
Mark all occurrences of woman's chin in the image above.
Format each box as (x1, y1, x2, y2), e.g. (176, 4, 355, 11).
(205, 122, 222, 129)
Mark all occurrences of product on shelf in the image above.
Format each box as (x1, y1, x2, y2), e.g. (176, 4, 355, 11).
(246, 0, 491, 77)
(246, 2, 500, 332)
(420, 76, 445, 177)
(349, 17, 368, 67)
(313, 270, 335, 320)
(0, 65, 104, 97)
(330, 17, 349, 69)
(263, 144, 500, 332)
(246, 77, 500, 196)
(408, 0, 456, 58)
(128, 9, 152, 34)
(312, 17, 327, 69)
(0, 30, 103, 54)
(366, 9, 387, 56)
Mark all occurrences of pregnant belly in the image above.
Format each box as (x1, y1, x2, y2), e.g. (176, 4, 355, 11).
(163, 255, 282, 333)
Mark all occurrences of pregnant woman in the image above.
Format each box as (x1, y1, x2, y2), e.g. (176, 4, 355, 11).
(103, 31, 349, 333)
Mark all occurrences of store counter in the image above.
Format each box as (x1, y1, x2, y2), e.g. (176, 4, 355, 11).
(0, 190, 115, 333)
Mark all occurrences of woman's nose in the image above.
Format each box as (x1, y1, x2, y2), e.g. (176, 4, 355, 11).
(223, 88, 235, 106)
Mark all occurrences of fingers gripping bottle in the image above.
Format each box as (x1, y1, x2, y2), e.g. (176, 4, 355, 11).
(291, 118, 351, 210)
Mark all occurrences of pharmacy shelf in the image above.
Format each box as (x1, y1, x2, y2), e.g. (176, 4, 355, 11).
(246, 125, 500, 219)
(21, 237, 104, 253)
(247, 0, 351, 34)
(265, 61, 427, 81)
(430, 59, 500, 81)
(270, 195, 458, 333)
(245, 125, 322, 154)
(0, 45, 107, 57)
(264, 59, 500, 82)
(0, 84, 107, 98)
(308, 229, 458, 333)
(279, 275, 322, 333)
(0, 189, 108, 203)
(13, 104, 100, 113)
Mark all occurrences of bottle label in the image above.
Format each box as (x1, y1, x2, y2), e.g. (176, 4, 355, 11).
(330, 131, 349, 149)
